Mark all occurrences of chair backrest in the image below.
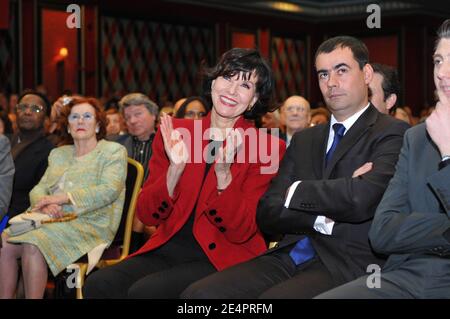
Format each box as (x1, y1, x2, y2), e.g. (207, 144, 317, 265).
(110, 157, 144, 258)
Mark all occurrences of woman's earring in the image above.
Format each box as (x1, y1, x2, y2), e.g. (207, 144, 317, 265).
(67, 127, 71, 134)
(95, 126, 100, 133)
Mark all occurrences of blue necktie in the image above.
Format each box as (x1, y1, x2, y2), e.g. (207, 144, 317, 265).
(288, 124, 346, 266)
(289, 236, 315, 265)
(325, 123, 346, 167)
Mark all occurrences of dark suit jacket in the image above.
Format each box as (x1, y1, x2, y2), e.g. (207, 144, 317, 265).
(368, 123, 450, 297)
(132, 114, 286, 271)
(257, 104, 409, 285)
(0, 135, 14, 219)
(8, 135, 54, 217)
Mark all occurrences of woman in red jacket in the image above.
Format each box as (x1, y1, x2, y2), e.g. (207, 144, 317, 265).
(84, 48, 286, 298)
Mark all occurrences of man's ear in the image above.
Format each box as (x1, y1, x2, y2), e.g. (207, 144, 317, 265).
(363, 63, 374, 85)
(385, 93, 397, 111)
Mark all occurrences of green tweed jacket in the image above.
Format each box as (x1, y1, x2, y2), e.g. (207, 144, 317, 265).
(7, 139, 127, 276)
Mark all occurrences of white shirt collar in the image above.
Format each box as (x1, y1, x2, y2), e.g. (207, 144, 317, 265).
(329, 103, 371, 134)
(326, 103, 370, 152)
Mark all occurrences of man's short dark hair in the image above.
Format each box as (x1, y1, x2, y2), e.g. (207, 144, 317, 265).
(315, 36, 369, 70)
(372, 63, 400, 111)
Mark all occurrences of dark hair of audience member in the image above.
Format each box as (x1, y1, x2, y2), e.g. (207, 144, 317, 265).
(202, 48, 275, 119)
(174, 96, 210, 119)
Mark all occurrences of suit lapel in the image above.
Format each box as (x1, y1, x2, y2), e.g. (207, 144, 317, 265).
(324, 104, 378, 178)
(125, 136, 133, 156)
(312, 124, 329, 178)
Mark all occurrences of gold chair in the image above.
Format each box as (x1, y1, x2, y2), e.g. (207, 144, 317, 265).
(75, 157, 144, 299)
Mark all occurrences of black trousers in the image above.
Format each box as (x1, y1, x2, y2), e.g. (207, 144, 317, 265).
(181, 246, 335, 299)
(83, 242, 216, 299)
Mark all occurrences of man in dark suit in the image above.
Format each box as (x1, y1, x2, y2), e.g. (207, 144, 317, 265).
(8, 92, 54, 218)
(317, 19, 450, 299)
(182, 35, 409, 299)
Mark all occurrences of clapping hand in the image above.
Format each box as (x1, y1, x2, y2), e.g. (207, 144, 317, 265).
(160, 113, 189, 197)
(215, 129, 243, 191)
(160, 113, 189, 169)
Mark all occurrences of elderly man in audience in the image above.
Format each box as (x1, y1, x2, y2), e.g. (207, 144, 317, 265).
(280, 95, 311, 146)
(109, 93, 159, 253)
(8, 92, 54, 219)
(182, 35, 409, 299)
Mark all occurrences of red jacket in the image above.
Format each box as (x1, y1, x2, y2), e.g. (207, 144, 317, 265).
(131, 114, 286, 271)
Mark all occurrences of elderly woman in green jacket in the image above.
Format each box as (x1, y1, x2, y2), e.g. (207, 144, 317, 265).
(0, 96, 127, 299)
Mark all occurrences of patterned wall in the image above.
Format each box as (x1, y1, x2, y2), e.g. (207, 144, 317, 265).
(100, 16, 215, 106)
(0, 0, 17, 95)
(271, 36, 307, 103)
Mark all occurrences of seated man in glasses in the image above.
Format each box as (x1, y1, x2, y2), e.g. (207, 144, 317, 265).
(7, 91, 55, 218)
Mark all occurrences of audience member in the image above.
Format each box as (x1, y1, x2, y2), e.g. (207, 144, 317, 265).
(8, 92, 54, 218)
(369, 63, 400, 114)
(174, 96, 209, 120)
(0, 96, 127, 299)
(316, 18, 450, 300)
(83, 48, 285, 299)
(280, 95, 311, 146)
(110, 93, 159, 253)
(310, 107, 330, 126)
(106, 108, 126, 136)
(182, 36, 409, 299)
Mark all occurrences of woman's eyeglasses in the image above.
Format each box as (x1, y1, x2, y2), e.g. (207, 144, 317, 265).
(68, 112, 95, 123)
(16, 104, 44, 113)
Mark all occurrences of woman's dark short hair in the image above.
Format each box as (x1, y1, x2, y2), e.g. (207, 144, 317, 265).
(174, 96, 210, 119)
(202, 48, 275, 119)
(58, 96, 107, 146)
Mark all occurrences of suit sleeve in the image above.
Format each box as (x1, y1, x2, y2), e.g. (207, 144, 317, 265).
(204, 136, 286, 244)
(257, 121, 408, 236)
(0, 136, 14, 219)
(136, 129, 179, 226)
(369, 130, 450, 256)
